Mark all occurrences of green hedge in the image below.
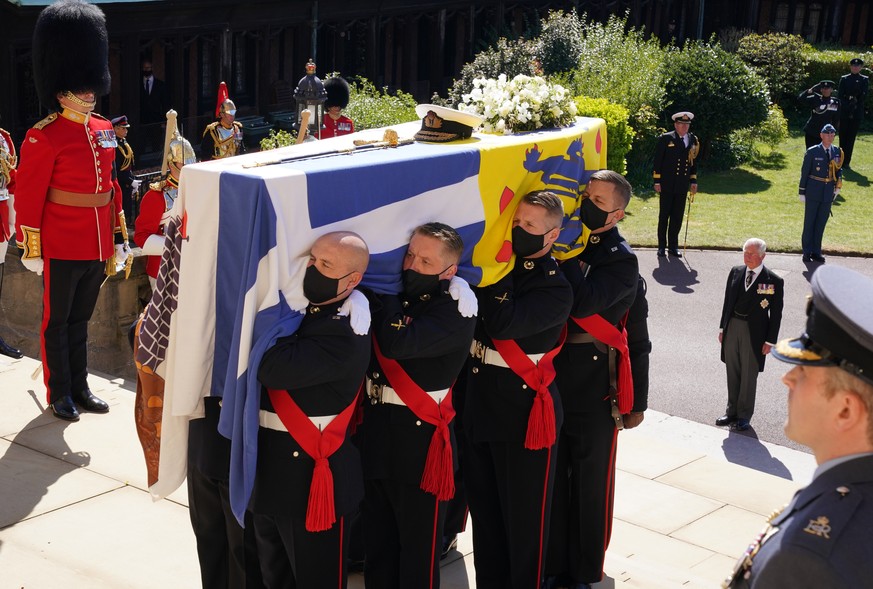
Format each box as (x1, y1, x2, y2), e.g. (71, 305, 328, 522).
(574, 96, 634, 175)
(801, 48, 873, 119)
(737, 33, 810, 102)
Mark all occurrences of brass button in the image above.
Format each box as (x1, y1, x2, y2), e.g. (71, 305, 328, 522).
(373, 372, 380, 379)
(416, 420, 422, 426)
(293, 451, 299, 458)
(472, 367, 479, 374)
(593, 355, 598, 361)
(522, 384, 528, 389)
(218, 400, 222, 407)
(523, 260, 535, 270)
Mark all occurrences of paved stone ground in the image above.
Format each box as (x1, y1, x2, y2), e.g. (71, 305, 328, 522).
(0, 353, 815, 588)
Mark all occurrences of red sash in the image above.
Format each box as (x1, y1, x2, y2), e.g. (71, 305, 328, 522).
(265, 387, 359, 532)
(371, 338, 456, 501)
(571, 314, 634, 413)
(490, 325, 566, 450)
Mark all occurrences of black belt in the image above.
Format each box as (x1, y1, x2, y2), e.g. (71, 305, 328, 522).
(732, 311, 749, 320)
(565, 332, 597, 345)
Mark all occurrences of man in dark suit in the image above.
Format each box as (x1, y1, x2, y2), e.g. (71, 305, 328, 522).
(717, 238, 784, 431)
(838, 58, 869, 169)
(139, 59, 169, 154)
(724, 264, 873, 588)
(799, 124, 843, 264)
(652, 111, 699, 258)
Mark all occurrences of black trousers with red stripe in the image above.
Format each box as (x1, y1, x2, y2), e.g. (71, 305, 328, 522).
(252, 512, 350, 589)
(41, 259, 104, 404)
(362, 478, 446, 589)
(463, 437, 558, 589)
(546, 407, 618, 584)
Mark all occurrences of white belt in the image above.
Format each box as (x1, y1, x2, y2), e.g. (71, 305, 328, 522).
(0, 188, 8, 200)
(366, 378, 448, 406)
(469, 340, 544, 368)
(259, 409, 338, 432)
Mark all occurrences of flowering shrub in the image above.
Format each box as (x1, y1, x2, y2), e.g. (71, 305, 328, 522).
(459, 74, 577, 134)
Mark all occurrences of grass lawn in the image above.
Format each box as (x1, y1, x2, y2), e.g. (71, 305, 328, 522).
(620, 132, 873, 256)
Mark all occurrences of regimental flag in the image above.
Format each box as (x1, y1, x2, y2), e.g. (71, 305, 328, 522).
(152, 118, 607, 521)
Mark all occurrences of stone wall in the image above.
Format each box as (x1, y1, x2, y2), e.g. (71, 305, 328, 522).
(0, 248, 151, 381)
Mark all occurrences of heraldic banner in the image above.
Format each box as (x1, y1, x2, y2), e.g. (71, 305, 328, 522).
(145, 118, 607, 521)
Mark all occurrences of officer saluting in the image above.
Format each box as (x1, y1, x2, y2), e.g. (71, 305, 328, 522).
(724, 264, 873, 588)
(799, 80, 841, 149)
(14, 0, 130, 421)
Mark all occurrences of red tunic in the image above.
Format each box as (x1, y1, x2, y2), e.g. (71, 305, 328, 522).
(134, 181, 177, 279)
(14, 110, 123, 261)
(0, 127, 16, 242)
(322, 114, 354, 138)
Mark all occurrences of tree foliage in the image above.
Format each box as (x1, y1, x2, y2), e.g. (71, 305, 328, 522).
(441, 37, 538, 107)
(664, 39, 769, 146)
(344, 78, 419, 131)
(737, 33, 810, 101)
(535, 10, 584, 76)
(574, 96, 633, 174)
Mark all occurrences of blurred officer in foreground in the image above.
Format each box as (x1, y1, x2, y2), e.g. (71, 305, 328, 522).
(111, 115, 137, 222)
(799, 124, 843, 264)
(724, 264, 873, 588)
(799, 80, 840, 149)
(15, 0, 130, 421)
(838, 58, 868, 169)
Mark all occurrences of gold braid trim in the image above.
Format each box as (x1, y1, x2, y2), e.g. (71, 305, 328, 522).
(116, 210, 129, 242)
(775, 339, 823, 362)
(688, 137, 700, 165)
(18, 226, 42, 259)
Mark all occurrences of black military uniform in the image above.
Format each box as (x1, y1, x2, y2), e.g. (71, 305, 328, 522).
(546, 227, 639, 587)
(253, 303, 370, 589)
(725, 264, 873, 588)
(838, 59, 869, 169)
(111, 115, 135, 222)
(799, 81, 841, 149)
(652, 118, 698, 256)
(360, 284, 475, 589)
(464, 255, 572, 589)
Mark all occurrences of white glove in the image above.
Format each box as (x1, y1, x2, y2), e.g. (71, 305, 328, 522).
(130, 179, 142, 192)
(338, 289, 371, 336)
(448, 276, 478, 318)
(798, 193, 806, 203)
(21, 256, 44, 276)
(115, 243, 131, 265)
(834, 188, 841, 197)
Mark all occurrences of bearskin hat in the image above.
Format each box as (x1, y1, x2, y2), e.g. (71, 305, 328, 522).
(324, 76, 351, 109)
(32, 0, 111, 111)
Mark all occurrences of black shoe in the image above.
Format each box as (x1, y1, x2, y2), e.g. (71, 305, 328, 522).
(440, 534, 458, 560)
(802, 254, 813, 263)
(656, 249, 666, 258)
(51, 396, 80, 421)
(715, 414, 737, 426)
(74, 389, 109, 413)
(734, 419, 751, 432)
(668, 249, 682, 258)
(811, 254, 826, 263)
(0, 335, 23, 359)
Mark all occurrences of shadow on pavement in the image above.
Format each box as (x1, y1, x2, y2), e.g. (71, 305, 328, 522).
(651, 257, 700, 294)
(801, 259, 825, 283)
(721, 430, 792, 480)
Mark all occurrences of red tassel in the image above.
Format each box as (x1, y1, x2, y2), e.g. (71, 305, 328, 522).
(349, 389, 364, 436)
(525, 385, 556, 450)
(305, 457, 336, 532)
(420, 422, 455, 501)
(617, 353, 634, 414)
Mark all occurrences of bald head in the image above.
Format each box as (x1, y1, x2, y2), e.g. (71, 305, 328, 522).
(306, 231, 369, 304)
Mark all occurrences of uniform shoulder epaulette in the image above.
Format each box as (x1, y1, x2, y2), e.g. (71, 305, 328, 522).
(203, 121, 219, 137)
(33, 113, 58, 130)
(233, 121, 244, 129)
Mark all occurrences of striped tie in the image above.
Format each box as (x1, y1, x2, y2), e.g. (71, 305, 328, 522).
(746, 269, 754, 289)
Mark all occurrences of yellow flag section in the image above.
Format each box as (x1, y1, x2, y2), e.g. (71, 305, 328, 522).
(472, 117, 607, 286)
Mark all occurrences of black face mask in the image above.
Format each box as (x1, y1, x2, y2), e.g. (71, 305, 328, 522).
(142, 70, 153, 78)
(403, 267, 449, 299)
(512, 225, 548, 258)
(580, 197, 615, 231)
(303, 265, 351, 305)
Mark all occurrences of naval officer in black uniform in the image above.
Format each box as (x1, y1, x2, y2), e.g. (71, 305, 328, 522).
(253, 231, 371, 589)
(799, 80, 841, 149)
(545, 170, 640, 589)
(652, 111, 699, 258)
(465, 190, 573, 589)
(838, 58, 869, 169)
(360, 222, 476, 589)
(724, 264, 873, 588)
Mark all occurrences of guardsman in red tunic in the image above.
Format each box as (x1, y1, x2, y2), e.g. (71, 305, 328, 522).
(322, 77, 355, 138)
(134, 116, 195, 291)
(0, 124, 23, 359)
(14, 0, 130, 421)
